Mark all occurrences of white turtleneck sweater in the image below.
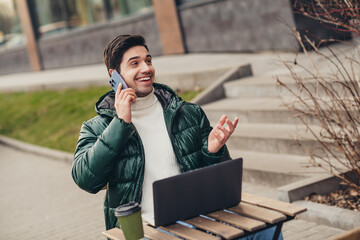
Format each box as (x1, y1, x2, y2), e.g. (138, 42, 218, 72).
(131, 89, 181, 225)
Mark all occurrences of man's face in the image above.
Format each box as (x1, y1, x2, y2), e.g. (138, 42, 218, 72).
(118, 45, 155, 97)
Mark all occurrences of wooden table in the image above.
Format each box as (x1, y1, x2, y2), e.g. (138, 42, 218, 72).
(103, 192, 306, 240)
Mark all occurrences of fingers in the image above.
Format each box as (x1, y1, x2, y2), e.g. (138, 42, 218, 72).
(116, 87, 137, 103)
(217, 115, 227, 127)
(212, 128, 227, 145)
(114, 87, 136, 123)
(215, 115, 239, 141)
(215, 125, 230, 141)
(232, 117, 239, 129)
(225, 119, 233, 132)
(122, 91, 137, 103)
(115, 83, 122, 97)
(208, 115, 239, 153)
(225, 117, 239, 133)
(217, 115, 239, 132)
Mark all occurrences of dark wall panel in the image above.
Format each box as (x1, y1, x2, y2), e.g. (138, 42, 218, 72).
(179, 0, 298, 52)
(0, 47, 31, 76)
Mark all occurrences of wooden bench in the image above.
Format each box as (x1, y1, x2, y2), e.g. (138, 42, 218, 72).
(103, 192, 306, 240)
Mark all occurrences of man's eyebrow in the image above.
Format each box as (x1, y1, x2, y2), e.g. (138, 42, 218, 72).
(126, 54, 152, 63)
(127, 56, 140, 63)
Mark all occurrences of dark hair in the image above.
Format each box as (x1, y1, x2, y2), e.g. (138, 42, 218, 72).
(103, 35, 149, 75)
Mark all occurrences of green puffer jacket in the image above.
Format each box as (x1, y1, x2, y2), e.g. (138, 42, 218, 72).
(72, 83, 230, 230)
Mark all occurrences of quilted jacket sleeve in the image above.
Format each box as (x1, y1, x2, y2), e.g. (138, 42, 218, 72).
(198, 106, 231, 166)
(72, 117, 135, 194)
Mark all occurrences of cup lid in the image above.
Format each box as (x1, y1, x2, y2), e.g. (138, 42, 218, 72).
(115, 202, 141, 217)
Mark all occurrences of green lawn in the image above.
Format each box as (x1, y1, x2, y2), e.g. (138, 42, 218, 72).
(0, 86, 201, 153)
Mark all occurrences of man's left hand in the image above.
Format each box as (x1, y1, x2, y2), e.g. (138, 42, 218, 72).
(208, 115, 239, 153)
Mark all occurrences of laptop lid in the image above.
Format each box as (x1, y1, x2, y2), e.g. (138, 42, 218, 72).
(152, 158, 243, 227)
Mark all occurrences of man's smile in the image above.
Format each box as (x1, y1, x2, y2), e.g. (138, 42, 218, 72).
(136, 75, 152, 82)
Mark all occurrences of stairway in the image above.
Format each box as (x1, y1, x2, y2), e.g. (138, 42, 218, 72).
(201, 74, 333, 194)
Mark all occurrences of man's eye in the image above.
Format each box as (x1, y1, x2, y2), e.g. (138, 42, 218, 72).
(131, 62, 138, 66)
(146, 59, 152, 64)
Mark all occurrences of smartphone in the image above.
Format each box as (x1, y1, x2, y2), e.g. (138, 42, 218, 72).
(109, 70, 128, 92)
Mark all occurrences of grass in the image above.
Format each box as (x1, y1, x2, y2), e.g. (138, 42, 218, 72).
(0, 86, 201, 153)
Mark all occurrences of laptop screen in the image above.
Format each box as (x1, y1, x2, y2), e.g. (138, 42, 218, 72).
(152, 158, 243, 227)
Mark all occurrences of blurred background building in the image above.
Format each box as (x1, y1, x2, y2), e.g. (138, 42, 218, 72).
(0, 0, 350, 76)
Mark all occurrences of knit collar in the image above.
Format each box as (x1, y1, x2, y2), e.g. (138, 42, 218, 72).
(132, 88, 157, 111)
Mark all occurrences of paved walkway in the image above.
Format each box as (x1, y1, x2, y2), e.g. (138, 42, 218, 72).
(0, 144, 344, 239)
(0, 144, 105, 240)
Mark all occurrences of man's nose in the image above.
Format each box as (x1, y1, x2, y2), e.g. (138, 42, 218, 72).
(140, 61, 151, 73)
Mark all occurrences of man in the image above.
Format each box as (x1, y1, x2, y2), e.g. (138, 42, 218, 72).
(71, 34, 238, 230)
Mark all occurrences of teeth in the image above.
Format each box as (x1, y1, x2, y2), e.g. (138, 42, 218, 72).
(138, 77, 150, 81)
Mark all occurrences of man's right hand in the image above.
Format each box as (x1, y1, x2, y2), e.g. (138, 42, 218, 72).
(114, 83, 137, 123)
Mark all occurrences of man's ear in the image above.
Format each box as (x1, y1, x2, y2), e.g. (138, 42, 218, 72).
(109, 69, 114, 76)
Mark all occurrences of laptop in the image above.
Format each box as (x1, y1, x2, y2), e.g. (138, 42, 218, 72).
(152, 158, 243, 227)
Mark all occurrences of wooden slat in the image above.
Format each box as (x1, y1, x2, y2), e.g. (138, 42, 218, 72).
(143, 224, 181, 240)
(185, 216, 244, 239)
(102, 228, 125, 240)
(160, 223, 221, 240)
(207, 210, 266, 232)
(242, 192, 307, 217)
(228, 202, 287, 224)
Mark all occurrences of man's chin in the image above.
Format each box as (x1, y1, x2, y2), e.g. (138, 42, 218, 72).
(136, 87, 153, 97)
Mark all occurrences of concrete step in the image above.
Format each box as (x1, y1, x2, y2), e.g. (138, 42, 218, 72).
(202, 97, 315, 124)
(219, 123, 339, 158)
(224, 76, 282, 98)
(203, 96, 359, 126)
(223, 74, 357, 99)
(282, 219, 344, 240)
(242, 181, 277, 199)
(229, 149, 327, 187)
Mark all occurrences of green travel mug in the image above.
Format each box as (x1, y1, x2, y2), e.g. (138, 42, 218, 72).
(115, 202, 144, 240)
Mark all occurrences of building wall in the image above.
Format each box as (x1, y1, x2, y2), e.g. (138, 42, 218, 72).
(179, 0, 298, 52)
(38, 12, 162, 70)
(2, 0, 346, 75)
(0, 46, 31, 76)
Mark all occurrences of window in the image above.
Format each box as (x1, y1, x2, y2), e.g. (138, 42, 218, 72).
(176, 0, 199, 5)
(0, 0, 154, 42)
(0, 0, 25, 49)
(107, 0, 153, 20)
(34, 0, 107, 38)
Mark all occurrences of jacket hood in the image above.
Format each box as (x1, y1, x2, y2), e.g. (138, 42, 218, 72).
(95, 83, 182, 118)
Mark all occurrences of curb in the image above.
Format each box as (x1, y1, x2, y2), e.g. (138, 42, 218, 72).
(277, 174, 338, 203)
(191, 64, 253, 106)
(0, 135, 73, 165)
(277, 172, 359, 203)
(293, 200, 360, 231)
(276, 172, 360, 231)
